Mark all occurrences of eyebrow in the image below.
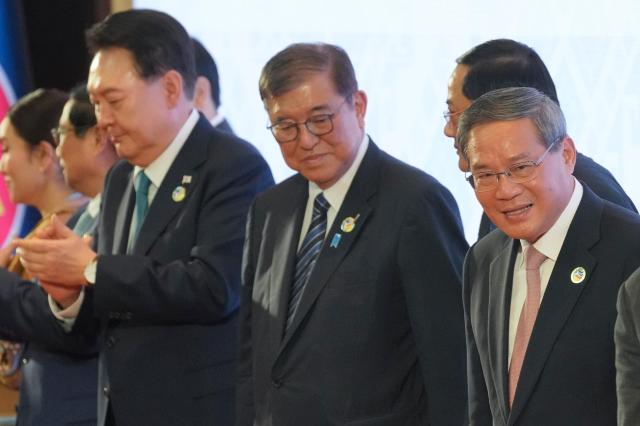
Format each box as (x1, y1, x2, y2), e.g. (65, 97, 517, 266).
(273, 104, 333, 122)
(471, 151, 534, 171)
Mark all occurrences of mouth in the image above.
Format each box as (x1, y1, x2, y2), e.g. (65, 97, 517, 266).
(302, 153, 327, 165)
(502, 203, 533, 218)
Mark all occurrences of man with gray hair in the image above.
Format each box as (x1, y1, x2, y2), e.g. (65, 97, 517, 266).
(237, 42, 469, 425)
(461, 86, 640, 425)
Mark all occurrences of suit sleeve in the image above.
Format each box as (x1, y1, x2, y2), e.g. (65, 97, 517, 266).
(236, 202, 258, 426)
(86, 149, 273, 325)
(398, 183, 469, 425)
(615, 270, 640, 426)
(462, 249, 493, 425)
(0, 268, 97, 355)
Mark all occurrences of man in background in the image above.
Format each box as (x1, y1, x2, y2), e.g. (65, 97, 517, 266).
(443, 38, 636, 239)
(192, 37, 234, 133)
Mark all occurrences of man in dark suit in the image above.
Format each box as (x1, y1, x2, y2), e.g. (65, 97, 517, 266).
(443, 39, 636, 240)
(615, 267, 640, 426)
(192, 38, 234, 134)
(237, 42, 469, 425)
(460, 86, 640, 425)
(15, 10, 273, 426)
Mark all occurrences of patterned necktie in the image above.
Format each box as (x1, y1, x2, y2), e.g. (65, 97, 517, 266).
(509, 245, 547, 407)
(285, 192, 331, 333)
(133, 171, 151, 241)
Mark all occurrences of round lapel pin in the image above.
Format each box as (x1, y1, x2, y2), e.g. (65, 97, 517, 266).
(570, 267, 586, 284)
(340, 216, 356, 233)
(172, 186, 186, 202)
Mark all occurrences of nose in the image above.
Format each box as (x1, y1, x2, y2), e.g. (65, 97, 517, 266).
(444, 117, 457, 138)
(493, 174, 523, 200)
(95, 103, 114, 129)
(297, 124, 320, 150)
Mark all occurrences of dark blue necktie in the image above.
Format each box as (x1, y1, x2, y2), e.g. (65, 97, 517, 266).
(286, 192, 330, 333)
(133, 171, 151, 241)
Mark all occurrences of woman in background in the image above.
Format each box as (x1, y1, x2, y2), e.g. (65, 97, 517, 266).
(0, 88, 97, 426)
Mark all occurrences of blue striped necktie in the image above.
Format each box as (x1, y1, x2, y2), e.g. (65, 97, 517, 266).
(286, 192, 331, 333)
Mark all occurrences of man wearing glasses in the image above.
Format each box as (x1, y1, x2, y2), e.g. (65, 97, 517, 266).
(460, 87, 640, 425)
(237, 42, 469, 425)
(443, 39, 636, 240)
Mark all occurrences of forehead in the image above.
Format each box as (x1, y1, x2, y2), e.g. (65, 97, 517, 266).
(467, 118, 545, 164)
(59, 100, 74, 125)
(265, 72, 339, 119)
(447, 64, 470, 104)
(87, 47, 142, 96)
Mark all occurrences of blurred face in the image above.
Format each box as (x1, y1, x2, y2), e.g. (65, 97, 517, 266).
(55, 100, 96, 192)
(444, 64, 472, 171)
(0, 117, 46, 204)
(264, 72, 367, 189)
(467, 118, 576, 243)
(87, 47, 170, 166)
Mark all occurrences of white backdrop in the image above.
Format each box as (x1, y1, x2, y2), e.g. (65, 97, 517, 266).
(135, 0, 640, 242)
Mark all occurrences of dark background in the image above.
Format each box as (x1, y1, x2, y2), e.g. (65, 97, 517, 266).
(21, 0, 111, 91)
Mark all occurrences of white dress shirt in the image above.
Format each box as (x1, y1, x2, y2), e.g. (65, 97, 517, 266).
(298, 134, 369, 249)
(508, 178, 583, 363)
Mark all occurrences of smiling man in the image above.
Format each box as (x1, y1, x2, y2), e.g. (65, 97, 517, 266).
(237, 42, 469, 426)
(460, 87, 640, 425)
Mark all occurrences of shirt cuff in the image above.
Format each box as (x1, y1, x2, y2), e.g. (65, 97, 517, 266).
(48, 289, 85, 331)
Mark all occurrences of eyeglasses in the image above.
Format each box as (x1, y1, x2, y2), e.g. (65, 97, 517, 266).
(442, 108, 466, 122)
(267, 97, 351, 144)
(50, 126, 93, 146)
(465, 138, 562, 192)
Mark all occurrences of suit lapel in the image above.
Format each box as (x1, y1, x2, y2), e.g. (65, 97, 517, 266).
(278, 141, 381, 352)
(508, 188, 603, 424)
(110, 166, 135, 255)
(270, 177, 307, 352)
(132, 117, 208, 255)
(487, 237, 517, 423)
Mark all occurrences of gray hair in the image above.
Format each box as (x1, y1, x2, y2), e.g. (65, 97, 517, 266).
(457, 87, 567, 162)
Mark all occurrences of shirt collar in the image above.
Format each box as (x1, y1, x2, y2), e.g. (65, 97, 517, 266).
(86, 193, 102, 219)
(209, 113, 225, 128)
(133, 109, 199, 188)
(520, 178, 583, 262)
(308, 133, 369, 211)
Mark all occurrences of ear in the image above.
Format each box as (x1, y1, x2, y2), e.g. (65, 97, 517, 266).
(162, 70, 184, 108)
(352, 90, 367, 129)
(33, 140, 56, 173)
(193, 76, 210, 110)
(560, 136, 577, 174)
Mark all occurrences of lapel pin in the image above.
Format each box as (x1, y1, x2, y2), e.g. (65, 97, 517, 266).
(570, 267, 586, 284)
(340, 213, 360, 233)
(172, 186, 186, 202)
(181, 175, 192, 185)
(330, 233, 342, 248)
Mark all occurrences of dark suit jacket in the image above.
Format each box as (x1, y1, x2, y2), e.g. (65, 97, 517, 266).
(477, 152, 637, 240)
(615, 267, 640, 426)
(73, 115, 273, 426)
(238, 141, 469, 425)
(215, 118, 234, 135)
(0, 206, 98, 426)
(464, 186, 640, 425)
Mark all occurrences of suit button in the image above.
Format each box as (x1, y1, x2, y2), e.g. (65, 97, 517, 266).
(103, 386, 110, 397)
(21, 358, 28, 365)
(106, 336, 117, 348)
(271, 379, 282, 389)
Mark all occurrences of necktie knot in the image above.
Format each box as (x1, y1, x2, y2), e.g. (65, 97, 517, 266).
(313, 192, 330, 215)
(135, 171, 151, 197)
(525, 245, 546, 271)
